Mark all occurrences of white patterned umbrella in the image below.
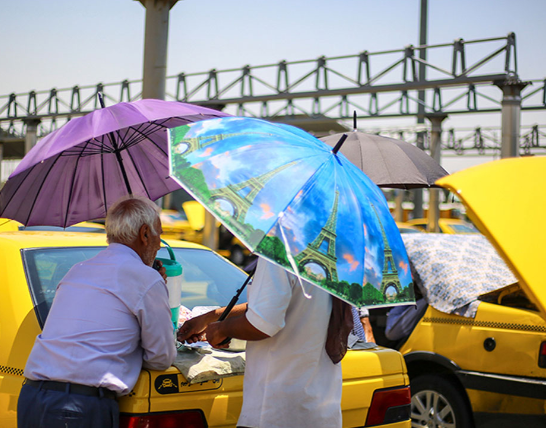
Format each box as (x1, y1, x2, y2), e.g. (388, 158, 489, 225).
(402, 234, 518, 318)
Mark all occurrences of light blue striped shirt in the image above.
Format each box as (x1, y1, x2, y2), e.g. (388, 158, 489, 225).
(24, 243, 177, 395)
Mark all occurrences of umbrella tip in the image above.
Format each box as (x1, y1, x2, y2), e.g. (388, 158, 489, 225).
(332, 134, 348, 155)
(98, 92, 106, 108)
(353, 111, 357, 131)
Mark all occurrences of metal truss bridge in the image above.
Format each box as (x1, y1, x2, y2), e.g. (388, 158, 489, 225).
(1, 32, 545, 158)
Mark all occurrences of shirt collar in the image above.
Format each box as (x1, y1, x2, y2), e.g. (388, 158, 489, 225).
(108, 242, 143, 263)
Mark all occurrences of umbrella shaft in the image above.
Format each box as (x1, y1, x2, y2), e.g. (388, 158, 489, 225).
(114, 148, 133, 194)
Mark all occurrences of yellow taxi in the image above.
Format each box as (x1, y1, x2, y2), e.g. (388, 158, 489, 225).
(159, 209, 199, 242)
(405, 218, 480, 234)
(0, 218, 106, 233)
(0, 230, 411, 427)
(371, 157, 546, 428)
(395, 222, 425, 234)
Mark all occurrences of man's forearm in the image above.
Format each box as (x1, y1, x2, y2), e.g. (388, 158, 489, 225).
(214, 313, 269, 342)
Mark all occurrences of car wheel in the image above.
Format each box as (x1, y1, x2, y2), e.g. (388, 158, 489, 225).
(410, 374, 474, 428)
(230, 245, 245, 266)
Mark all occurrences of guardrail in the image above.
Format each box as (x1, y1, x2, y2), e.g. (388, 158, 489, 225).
(4, 33, 543, 139)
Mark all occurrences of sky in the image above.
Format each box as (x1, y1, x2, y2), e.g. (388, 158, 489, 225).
(2, 0, 545, 172)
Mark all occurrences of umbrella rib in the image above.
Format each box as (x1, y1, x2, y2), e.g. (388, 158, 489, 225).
(109, 122, 166, 154)
(123, 145, 152, 199)
(21, 153, 64, 226)
(125, 120, 171, 155)
(63, 138, 93, 227)
(0, 168, 35, 217)
(60, 139, 114, 157)
(100, 139, 108, 213)
(273, 155, 332, 228)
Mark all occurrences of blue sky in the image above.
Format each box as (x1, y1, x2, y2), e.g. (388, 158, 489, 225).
(2, 0, 545, 171)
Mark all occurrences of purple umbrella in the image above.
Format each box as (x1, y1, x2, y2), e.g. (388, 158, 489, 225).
(0, 99, 228, 227)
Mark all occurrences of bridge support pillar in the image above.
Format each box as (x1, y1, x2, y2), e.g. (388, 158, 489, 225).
(138, 0, 179, 100)
(202, 210, 219, 251)
(495, 78, 528, 158)
(425, 114, 447, 233)
(393, 190, 404, 222)
(23, 118, 41, 154)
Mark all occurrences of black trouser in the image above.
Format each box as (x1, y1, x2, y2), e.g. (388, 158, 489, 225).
(17, 380, 119, 428)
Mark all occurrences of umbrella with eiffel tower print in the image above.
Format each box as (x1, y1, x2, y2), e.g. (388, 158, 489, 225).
(168, 117, 414, 308)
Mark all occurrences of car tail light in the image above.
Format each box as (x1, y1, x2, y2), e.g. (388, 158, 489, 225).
(120, 410, 207, 428)
(365, 385, 411, 426)
(539, 342, 546, 368)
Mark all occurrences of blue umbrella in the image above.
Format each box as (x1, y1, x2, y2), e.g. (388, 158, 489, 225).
(168, 117, 413, 308)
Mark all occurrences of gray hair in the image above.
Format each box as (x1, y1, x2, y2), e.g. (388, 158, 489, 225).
(106, 195, 161, 245)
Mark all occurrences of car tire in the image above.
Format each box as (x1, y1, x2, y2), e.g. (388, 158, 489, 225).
(410, 374, 474, 428)
(230, 245, 245, 266)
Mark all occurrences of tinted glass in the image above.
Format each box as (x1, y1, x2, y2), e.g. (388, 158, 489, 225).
(23, 246, 248, 327)
(398, 228, 423, 234)
(450, 223, 480, 233)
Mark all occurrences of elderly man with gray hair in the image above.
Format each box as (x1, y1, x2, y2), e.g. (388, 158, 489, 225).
(18, 196, 177, 428)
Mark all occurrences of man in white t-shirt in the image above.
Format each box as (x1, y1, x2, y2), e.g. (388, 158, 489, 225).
(178, 257, 342, 428)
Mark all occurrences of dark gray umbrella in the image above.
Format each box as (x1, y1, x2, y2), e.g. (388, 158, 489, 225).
(320, 124, 448, 189)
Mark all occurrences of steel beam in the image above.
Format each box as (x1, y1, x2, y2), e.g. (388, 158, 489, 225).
(426, 114, 447, 233)
(196, 74, 509, 106)
(496, 78, 529, 158)
(414, 0, 428, 219)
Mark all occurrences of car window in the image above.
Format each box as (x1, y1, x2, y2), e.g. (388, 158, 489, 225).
(398, 228, 423, 234)
(449, 223, 479, 233)
(23, 246, 248, 328)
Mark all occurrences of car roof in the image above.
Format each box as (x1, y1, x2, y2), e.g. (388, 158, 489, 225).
(0, 230, 208, 251)
(437, 156, 546, 319)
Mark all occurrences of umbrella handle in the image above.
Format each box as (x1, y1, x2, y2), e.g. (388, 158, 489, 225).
(216, 267, 256, 346)
(218, 268, 255, 322)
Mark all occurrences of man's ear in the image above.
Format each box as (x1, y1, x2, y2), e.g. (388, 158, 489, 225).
(139, 223, 150, 245)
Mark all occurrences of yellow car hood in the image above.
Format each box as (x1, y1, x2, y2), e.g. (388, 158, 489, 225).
(436, 156, 546, 318)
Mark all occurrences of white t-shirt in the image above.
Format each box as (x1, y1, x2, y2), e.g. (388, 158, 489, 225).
(237, 258, 342, 428)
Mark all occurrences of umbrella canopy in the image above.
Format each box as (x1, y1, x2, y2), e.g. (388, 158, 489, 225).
(436, 156, 546, 319)
(168, 117, 413, 308)
(402, 233, 518, 318)
(0, 99, 228, 227)
(319, 131, 448, 189)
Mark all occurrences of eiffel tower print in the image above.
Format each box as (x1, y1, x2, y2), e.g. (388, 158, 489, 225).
(371, 204, 403, 296)
(173, 131, 253, 156)
(294, 191, 339, 282)
(208, 161, 297, 223)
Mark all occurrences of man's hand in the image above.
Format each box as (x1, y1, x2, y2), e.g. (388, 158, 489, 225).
(176, 303, 250, 345)
(204, 321, 231, 348)
(177, 315, 209, 344)
(153, 259, 167, 282)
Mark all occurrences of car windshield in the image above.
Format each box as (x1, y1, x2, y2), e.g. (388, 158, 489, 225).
(399, 228, 422, 234)
(449, 223, 479, 233)
(23, 246, 248, 328)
